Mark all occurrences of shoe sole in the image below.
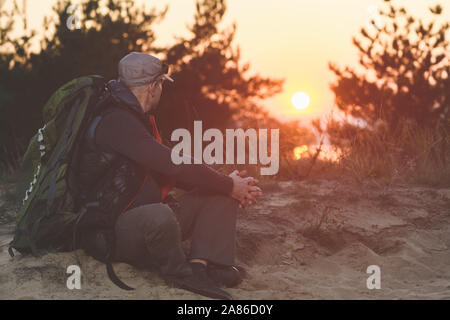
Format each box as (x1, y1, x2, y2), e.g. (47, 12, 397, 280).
(165, 278, 233, 300)
(207, 266, 243, 288)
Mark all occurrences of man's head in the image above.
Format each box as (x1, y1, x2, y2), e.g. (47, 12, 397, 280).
(118, 52, 174, 114)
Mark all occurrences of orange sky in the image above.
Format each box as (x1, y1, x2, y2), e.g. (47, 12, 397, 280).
(7, 0, 450, 125)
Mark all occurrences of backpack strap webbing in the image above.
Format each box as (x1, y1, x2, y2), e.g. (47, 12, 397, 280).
(28, 96, 83, 256)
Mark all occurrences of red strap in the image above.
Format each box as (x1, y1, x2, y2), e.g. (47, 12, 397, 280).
(120, 172, 150, 215)
(148, 115, 162, 143)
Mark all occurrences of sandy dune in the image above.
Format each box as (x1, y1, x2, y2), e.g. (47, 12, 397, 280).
(1, 179, 450, 299)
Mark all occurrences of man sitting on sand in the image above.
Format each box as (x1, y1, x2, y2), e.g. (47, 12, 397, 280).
(75, 52, 262, 300)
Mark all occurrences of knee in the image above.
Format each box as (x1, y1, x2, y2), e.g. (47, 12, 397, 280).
(144, 204, 179, 232)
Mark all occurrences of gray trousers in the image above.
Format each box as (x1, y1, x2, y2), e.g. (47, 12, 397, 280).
(113, 190, 238, 277)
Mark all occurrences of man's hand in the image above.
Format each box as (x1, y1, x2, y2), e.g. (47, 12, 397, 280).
(229, 170, 263, 208)
(237, 170, 263, 208)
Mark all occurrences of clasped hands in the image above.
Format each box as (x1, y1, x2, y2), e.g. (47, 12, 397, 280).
(229, 170, 263, 209)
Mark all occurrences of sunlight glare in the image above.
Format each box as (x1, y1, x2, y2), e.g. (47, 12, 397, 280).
(293, 145, 309, 160)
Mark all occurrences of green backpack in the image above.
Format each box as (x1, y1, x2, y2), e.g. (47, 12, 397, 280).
(9, 75, 109, 256)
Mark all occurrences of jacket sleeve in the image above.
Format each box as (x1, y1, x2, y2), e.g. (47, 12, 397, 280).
(95, 110, 233, 195)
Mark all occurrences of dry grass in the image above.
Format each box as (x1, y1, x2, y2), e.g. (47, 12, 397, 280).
(273, 119, 450, 187)
(336, 120, 450, 187)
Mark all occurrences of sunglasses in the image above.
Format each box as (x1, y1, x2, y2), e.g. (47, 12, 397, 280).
(157, 62, 174, 83)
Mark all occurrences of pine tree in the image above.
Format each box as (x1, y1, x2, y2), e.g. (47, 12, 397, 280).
(329, 0, 449, 130)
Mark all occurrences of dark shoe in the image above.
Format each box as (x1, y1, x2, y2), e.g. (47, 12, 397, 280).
(165, 263, 232, 300)
(207, 263, 243, 288)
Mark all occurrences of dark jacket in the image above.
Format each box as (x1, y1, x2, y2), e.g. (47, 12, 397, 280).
(74, 80, 233, 254)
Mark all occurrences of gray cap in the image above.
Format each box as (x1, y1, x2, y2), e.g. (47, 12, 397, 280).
(118, 52, 174, 87)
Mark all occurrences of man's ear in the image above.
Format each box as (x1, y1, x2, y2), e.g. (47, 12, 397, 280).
(148, 82, 156, 97)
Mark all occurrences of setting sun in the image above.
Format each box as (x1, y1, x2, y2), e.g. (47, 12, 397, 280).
(293, 145, 309, 160)
(291, 92, 310, 110)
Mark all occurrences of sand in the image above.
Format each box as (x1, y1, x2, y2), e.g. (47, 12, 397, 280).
(1, 179, 450, 299)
